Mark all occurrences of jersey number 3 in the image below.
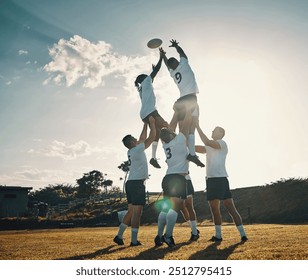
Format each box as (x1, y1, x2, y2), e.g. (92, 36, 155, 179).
(165, 147, 172, 159)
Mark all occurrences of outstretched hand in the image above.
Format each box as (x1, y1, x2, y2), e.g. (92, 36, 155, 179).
(169, 39, 179, 48)
(159, 47, 166, 56)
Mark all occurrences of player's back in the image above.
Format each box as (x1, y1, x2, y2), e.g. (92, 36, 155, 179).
(163, 132, 189, 175)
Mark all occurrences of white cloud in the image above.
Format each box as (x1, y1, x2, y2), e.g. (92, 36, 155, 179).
(22, 24, 30, 30)
(0, 168, 79, 188)
(18, 49, 28, 55)
(29, 140, 103, 160)
(43, 35, 159, 97)
(106, 96, 118, 101)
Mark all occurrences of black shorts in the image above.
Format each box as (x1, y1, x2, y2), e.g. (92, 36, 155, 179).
(125, 180, 146, 206)
(206, 177, 232, 201)
(174, 94, 199, 121)
(162, 174, 187, 200)
(142, 110, 163, 124)
(186, 179, 195, 196)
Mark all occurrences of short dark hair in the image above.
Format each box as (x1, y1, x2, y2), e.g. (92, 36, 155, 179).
(122, 134, 133, 149)
(167, 57, 179, 70)
(160, 128, 175, 143)
(134, 74, 147, 87)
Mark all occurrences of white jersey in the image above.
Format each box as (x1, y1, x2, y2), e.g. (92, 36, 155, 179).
(163, 132, 189, 175)
(127, 143, 148, 180)
(205, 140, 228, 178)
(138, 75, 156, 120)
(169, 57, 199, 98)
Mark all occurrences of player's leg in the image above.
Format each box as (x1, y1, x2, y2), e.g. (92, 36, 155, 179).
(185, 197, 197, 221)
(130, 182, 146, 246)
(155, 196, 171, 246)
(155, 210, 167, 246)
(186, 103, 204, 167)
(169, 100, 183, 135)
(165, 196, 182, 235)
(183, 178, 199, 240)
(150, 112, 167, 169)
(130, 205, 143, 246)
(180, 200, 190, 222)
(223, 198, 248, 241)
(208, 199, 223, 241)
(163, 175, 187, 247)
(185, 196, 199, 239)
(164, 196, 182, 247)
(114, 203, 133, 245)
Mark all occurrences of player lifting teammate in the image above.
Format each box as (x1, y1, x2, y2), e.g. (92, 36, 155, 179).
(154, 109, 190, 247)
(114, 116, 156, 246)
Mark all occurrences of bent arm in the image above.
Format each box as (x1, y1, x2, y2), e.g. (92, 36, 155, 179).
(195, 145, 206, 154)
(196, 122, 221, 149)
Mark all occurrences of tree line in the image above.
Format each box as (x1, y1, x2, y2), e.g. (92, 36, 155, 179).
(29, 161, 130, 206)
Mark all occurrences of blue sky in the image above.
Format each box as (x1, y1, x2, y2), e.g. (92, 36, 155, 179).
(1, 0, 308, 192)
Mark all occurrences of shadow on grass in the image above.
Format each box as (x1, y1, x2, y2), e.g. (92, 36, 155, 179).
(188, 241, 245, 260)
(119, 241, 192, 260)
(56, 241, 246, 260)
(56, 245, 127, 260)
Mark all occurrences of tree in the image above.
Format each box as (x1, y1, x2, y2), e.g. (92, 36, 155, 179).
(28, 183, 77, 206)
(118, 161, 129, 193)
(76, 170, 113, 198)
(102, 179, 113, 194)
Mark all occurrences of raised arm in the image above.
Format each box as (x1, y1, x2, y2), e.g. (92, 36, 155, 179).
(195, 120, 221, 149)
(169, 39, 188, 59)
(168, 106, 178, 133)
(150, 49, 164, 80)
(138, 122, 148, 143)
(160, 47, 170, 70)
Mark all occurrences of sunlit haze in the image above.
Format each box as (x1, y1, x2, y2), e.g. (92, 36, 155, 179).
(1, 0, 307, 193)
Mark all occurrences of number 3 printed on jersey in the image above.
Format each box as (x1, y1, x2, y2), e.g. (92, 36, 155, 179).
(165, 147, 172, 159)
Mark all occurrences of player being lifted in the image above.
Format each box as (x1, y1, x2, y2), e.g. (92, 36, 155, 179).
(135, 48, 168, 169)
(161, 40, 204, 168)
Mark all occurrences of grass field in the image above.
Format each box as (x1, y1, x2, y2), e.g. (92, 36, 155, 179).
(0, 224, 307, 260)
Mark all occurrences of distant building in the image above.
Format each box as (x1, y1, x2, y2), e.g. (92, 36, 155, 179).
(0, 186, 32, 218)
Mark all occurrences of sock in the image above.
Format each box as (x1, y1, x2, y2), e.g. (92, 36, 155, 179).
(191, 220, 198, 235)
(152, 141, 158, 159)
(157, 211, 167, 237)
(188, 134, 196, 156)
(131, 228, 139, 244)
(165, 209, 178, 238)
(117, 222, 128, 239)
(215, 225, 222, 239)
(237, 225, 246, 237)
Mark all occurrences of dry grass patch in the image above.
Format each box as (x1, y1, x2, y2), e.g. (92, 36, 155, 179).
(0, 224, 307, 260)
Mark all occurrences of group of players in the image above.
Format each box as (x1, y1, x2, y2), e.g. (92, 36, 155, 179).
(113, 39, 248, 248)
